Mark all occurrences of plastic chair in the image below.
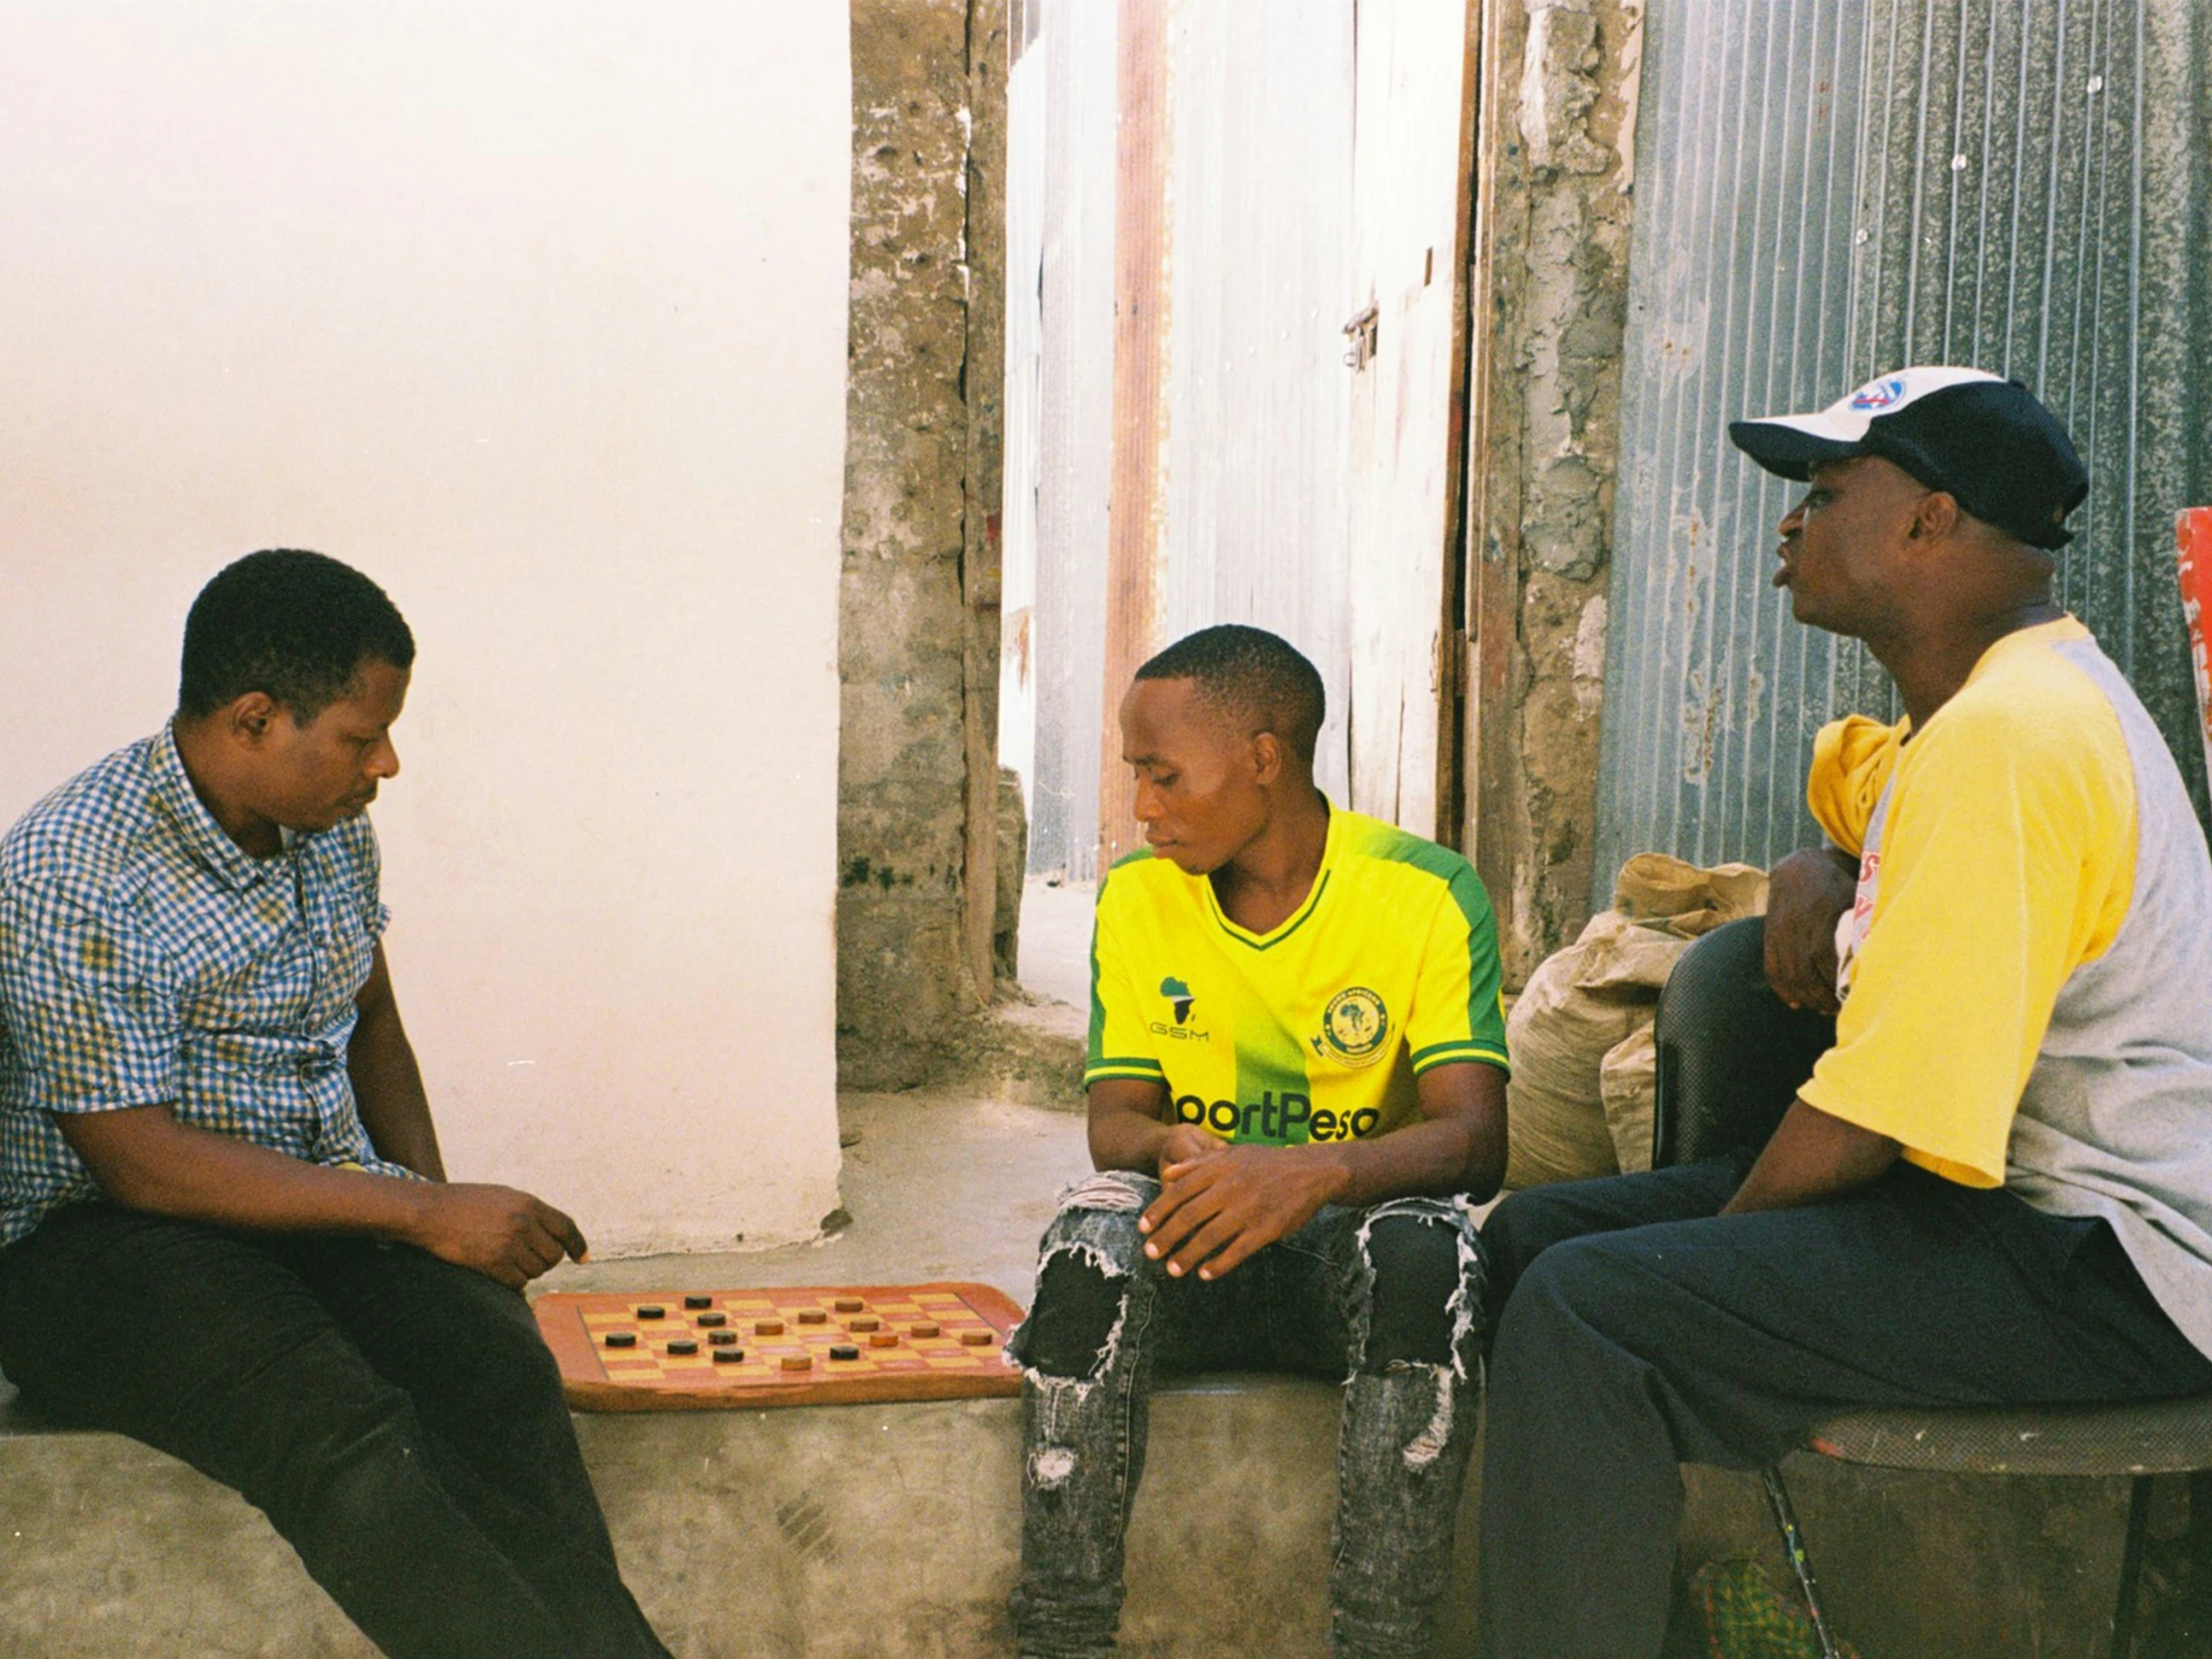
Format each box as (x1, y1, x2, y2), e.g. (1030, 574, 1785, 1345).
(1651, 916, 2212, 1659)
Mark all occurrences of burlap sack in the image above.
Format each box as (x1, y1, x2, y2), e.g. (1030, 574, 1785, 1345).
(1502, 855, 1768, 1190)
(1599, 1022, 1658, 1174)
(1501, 911, 1653, 1189)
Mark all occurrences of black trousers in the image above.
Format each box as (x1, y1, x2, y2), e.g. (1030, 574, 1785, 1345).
(1472, 1153, 2212, 1659)
(0, 1204, 671, 1659)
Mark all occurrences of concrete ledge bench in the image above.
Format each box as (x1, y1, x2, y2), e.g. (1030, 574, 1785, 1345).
(0, 1376, 1481, 1658)
(0, 1374, 2147, 1657)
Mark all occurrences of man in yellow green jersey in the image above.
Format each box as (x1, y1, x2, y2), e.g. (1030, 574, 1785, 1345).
(1474, 370, 2212, 1658)
(1007, 625, 1510, 1659)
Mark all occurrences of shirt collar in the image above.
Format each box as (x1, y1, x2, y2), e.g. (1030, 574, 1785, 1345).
(149, 721, 286, 892)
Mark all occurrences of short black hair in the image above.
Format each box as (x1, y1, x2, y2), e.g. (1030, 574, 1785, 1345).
(1134, 624, 1326, 764)
(179, 549, 415, 722)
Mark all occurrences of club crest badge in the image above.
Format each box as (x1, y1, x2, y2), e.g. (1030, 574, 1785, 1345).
(1314, 986, 1389, 1067)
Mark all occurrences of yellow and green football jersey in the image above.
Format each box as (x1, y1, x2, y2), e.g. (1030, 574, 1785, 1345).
(1086, 805, 1509, 1146)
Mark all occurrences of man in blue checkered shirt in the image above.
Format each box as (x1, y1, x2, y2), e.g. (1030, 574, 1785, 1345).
(0, 550, 672, 1659)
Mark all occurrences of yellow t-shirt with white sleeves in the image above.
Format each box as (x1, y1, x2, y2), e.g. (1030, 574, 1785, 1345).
(1801, 618, 2141, 1187)
(1085, 805, 1509, 1147)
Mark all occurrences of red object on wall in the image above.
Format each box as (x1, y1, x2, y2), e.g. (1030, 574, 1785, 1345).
(2180, 510, 2212, 783)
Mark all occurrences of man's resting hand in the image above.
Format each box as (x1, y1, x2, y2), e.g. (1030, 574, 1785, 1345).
(1764, 847, 1858, 1014)
(1139, 1141, 1345, 1282)
(405, 1183, 589, 1290)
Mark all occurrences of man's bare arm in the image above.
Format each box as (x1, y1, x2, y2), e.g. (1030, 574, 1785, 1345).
(1721, 1098, 1900, 1215)
(1085, 1076, 1191, 1175)
(57, 1107, 586, 1290)
(348, 943, 445, 1180)
(1141, 1060, 1506, 1281)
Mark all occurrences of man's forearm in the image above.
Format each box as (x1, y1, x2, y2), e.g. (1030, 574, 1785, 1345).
(61, 1105, 435, 1242)
(348, 1000, 445, 1179)
(1089, 1102, 1174, 1173)
(1289, 1113, 1482, 1208)
(1723, 1098, 1900, 1214)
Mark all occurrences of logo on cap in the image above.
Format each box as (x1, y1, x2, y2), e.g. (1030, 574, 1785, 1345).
(1849, 376, 1909, 411)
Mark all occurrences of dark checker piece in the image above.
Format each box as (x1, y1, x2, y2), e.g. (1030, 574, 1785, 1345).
(605, 1332, 638, 1350)
(668, 1340, 699, 1357)
(709, 1331, 740, 1347)
(830, 1344, 860, 1362)
(698, 1312, 729, 1328)
(713, 1349, 747, 1365)
(685, 1295, 715, 1310)
(637, 1306, 667, 1320)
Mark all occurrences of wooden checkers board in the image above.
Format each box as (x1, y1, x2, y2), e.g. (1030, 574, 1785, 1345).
(535, 1282, 1025, 1411)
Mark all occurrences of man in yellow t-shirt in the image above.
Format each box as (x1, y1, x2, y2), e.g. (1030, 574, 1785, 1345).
(1473, 370, 2212, 1659)
(1007, 625, 1509, 1659)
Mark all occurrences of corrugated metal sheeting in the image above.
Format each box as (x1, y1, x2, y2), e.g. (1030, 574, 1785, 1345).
(1000, 0, 1120, 880)
(1595, 0, 2211, 892)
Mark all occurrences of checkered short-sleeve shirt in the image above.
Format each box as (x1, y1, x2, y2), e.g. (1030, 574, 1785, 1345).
(0, 724, 415, 1244)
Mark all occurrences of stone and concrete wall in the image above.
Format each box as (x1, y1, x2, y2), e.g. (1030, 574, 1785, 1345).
(838, 0, 1012, 1090)
(1466, 0, 1644, 985)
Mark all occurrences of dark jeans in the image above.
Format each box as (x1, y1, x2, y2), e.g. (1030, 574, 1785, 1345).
(1472, 1160, 2212, 1659)
(1007, 1170, 1484, 1659)
(0, 1204, 671, 1659)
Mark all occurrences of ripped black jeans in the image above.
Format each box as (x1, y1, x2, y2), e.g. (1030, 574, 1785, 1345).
(1006, 1170, 1483, 1659)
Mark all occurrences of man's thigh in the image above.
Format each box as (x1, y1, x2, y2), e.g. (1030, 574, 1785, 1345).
(0, 1205, 408, 1472)
(1479, 1158, 1747, 1329)
(1253, 1198, 1481, 1380)
(1498, 1168, 2212, 1465)
(273, 1234, 561, 1429)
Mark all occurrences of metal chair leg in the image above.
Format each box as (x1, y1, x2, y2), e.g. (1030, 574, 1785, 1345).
(1761, 1464, 1844, 1659)
(2110, 1474, 2153, 1659)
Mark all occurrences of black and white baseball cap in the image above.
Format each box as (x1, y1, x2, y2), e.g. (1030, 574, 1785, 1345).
(1729, 366, 2089, 549)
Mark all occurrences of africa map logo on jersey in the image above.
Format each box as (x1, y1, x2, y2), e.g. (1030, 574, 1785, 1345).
(1849, 375, 1909, 411)
(1314, 986, 1389, 1067)
(1160, 976, 1195, 1025)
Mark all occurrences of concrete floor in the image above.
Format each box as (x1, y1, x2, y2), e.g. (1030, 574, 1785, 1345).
(1013, 874, 1094, 1014)
(538, 1088, 1089, 1309)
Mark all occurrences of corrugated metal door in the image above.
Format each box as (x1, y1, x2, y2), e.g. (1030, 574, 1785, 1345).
(1152, 0, 1358, 804)
(1595, 0, 2212, 893)
(1345, 0, 1481, 840)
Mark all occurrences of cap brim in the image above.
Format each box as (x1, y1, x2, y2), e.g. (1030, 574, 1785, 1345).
(1727, 417, 1865, 481)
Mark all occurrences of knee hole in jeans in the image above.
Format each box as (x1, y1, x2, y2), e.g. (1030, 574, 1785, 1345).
(1021, 1252, 1128, 1380)
(1362, 1215, 1460, 1373)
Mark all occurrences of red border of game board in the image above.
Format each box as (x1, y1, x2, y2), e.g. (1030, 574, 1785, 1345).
(534, 1281, 1027, 1411)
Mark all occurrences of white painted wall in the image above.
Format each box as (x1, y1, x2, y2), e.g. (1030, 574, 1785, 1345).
(0, 3, 850, 1256)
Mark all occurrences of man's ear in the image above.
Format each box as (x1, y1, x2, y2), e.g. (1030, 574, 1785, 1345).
(1251, 730, 1284, 788)
(1907, 489, 1961, 541)
(226, 692, 279, 745)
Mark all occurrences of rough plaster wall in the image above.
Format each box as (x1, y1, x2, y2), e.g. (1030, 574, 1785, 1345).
(839, 0, 999, 1084)
(1475, 0, 1642, 984)
(963, 0, 1011, 991)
